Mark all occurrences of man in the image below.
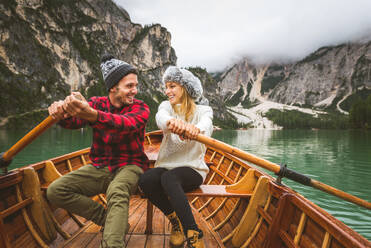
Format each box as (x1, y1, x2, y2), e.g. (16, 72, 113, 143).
(47, 54, 149, 248)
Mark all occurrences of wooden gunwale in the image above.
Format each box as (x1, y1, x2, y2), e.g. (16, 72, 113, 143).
(0, 170, 24, 189)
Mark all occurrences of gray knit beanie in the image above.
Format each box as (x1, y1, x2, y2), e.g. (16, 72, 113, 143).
(100, 54, 137, 91)
(162, 66, 209, 105)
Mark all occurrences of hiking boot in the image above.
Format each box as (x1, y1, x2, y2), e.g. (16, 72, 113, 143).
(187, 229, 205, 248)
(166, 212, 185, 247)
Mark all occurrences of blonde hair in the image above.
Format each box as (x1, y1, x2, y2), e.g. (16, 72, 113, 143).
(173, 86, 196, 122)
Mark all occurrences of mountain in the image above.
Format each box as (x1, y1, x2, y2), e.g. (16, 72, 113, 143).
(217, 41, 371, 128)
(0, 0, 175, 129)
(269, 43, 371, 109)
(1, 0, 370, 130)
(0, 0, 240, 130)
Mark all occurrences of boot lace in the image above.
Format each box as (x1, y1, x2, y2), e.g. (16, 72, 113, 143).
(189, 232, 198, 245)
(187, 230, 203, 248)
(169, 217, 182, 232)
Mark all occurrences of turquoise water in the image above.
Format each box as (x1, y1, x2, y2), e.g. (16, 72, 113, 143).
(1, 127, 370, 240)
(0, 127, 92, 170)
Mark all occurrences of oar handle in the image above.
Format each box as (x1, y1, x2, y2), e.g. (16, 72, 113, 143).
(1, 116, 57, 162)
(195, 134, 371, 210)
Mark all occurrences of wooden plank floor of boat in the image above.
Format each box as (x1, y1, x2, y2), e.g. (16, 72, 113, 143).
(52, 196, 223, 248)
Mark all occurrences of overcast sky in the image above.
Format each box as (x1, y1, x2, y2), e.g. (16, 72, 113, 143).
(115, 0, 371, 72)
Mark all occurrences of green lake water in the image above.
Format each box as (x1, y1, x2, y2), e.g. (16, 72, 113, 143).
(1, 127, 370, 240)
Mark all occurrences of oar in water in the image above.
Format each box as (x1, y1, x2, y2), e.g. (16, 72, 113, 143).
(195, 134, 371, 210)
(0, 116, 57, 175)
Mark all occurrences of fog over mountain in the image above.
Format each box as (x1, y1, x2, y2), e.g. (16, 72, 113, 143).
(118, 0, 371, 71)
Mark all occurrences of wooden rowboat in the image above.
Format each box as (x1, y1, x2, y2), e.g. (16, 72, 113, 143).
(0, 128, 370, 248)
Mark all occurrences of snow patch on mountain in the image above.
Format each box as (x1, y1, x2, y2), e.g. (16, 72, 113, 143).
(229, 101, 326, 129)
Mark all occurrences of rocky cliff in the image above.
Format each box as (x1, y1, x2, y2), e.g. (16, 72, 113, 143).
(217, 41, 371, 127)
(220, 42, 371, 111)
(188, 67, 242, 129)
(0, 0, 178, 129)
(268, 42, 371, 110)
(0, 0, 240, 130)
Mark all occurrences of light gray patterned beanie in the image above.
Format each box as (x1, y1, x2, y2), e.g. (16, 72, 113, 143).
(162, 66, 209, 105)
(100, 54, 137, 91)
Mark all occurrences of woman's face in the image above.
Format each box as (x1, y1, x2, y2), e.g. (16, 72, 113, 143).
(165, 81, 183, 105)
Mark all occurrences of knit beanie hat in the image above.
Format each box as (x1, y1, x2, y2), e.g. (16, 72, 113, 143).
(100, 54, 137, 91)
(162, 66, 209, 105)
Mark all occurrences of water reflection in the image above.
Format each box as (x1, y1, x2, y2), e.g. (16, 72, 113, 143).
(0, 127, 92, 170)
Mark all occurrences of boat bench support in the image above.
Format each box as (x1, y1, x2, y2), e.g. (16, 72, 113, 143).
(0, 167, 56, 248)
(41, 160, 86, 239)
(22, 167, 58, 244)
(231, 175, 270, 247)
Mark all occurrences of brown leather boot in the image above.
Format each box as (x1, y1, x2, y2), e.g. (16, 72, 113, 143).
(187, 229, 205, 248)
(166, 212, 185, 247)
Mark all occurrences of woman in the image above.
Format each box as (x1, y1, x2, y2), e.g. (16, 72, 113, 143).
(139, 66, 213, 248)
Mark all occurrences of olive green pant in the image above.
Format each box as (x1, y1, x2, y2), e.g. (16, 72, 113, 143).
(47, 164, 143, 248)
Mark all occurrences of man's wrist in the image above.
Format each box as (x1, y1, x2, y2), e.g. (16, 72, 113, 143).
(86, 108, 98, 123)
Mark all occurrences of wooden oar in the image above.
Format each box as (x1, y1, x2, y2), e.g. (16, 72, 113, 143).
(195, 134, 371, 210)
(0, 116, 57, 174)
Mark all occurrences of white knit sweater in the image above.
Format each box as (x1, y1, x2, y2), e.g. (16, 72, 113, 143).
(154, 101, 213, 181)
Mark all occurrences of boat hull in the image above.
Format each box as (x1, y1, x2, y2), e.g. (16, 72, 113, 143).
(0, 130, 369, 248)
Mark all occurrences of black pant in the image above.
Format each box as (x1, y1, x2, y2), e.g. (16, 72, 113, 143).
(138, 166, 203, 231)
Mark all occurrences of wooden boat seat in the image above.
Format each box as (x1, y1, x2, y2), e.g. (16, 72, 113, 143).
(137, 184, 252, 199)
(186, 185, 252, 198)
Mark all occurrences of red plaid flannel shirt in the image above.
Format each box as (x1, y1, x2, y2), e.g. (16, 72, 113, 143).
(58, 96, 150, 172)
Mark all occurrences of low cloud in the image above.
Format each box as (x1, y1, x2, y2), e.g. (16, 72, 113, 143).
(116, 0, 371, 72)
